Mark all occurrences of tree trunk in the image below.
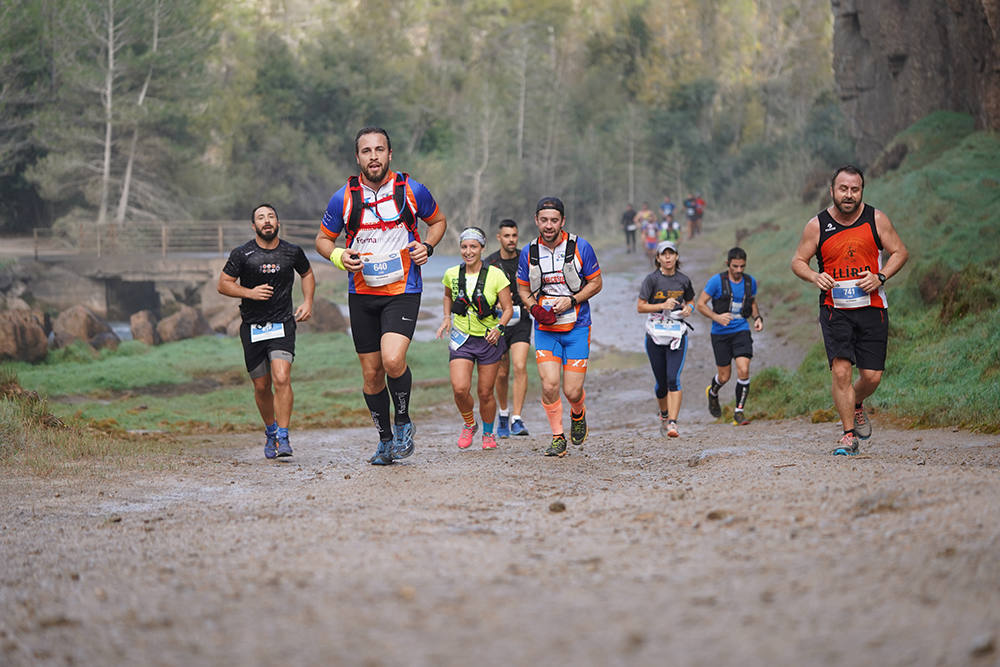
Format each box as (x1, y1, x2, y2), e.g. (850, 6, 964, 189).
(97, 0, 115, 228)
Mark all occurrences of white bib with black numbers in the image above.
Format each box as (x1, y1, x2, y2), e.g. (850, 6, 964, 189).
(645, 312, 685, 346)
(449, 326, 470, 351)
(831, 279, 871, 309)
(360, 251, 405, 286)
(539, 295, 577, 326)
(250, 321, 285, 343)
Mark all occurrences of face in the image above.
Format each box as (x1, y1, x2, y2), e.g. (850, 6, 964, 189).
(727, 258, 746, 281)
(460, 239, 484, 264)
(252, 206, 279, 241)
(535, 209, 564, 244)
(831, 172, 863, 216)
(356, 132, 392, 184)
(658, 249, 678, 271)
(497, 226, 518, 253)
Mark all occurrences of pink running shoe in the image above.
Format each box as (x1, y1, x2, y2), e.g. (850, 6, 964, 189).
(458, 422, 478, 449)
(482, 432, 498, 450)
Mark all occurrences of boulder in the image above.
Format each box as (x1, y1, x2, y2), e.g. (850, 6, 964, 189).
(52, 304, 112, 348)
(130, 310, 160, 345)
(89, 331, 121, 351)
(226, 317, 242, 338)
(297, 299, 348, 334)
(208, 307, 241, 334)
(0, 310, 48, 362)
(200, 278, 235, 321)
(156, 305, 212, 343)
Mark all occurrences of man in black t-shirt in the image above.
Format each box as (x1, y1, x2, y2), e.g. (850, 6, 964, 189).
(621, 204, 637, 253)
(484, 219, 532, 437)
(218, 203, 315, 460)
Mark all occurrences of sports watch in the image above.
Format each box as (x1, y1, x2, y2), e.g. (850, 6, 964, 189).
(423, 242, 434, 257)
(877, 272, 887, 284)
(494, 324, 506, 334)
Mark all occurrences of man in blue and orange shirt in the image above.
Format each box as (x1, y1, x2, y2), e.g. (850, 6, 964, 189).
(315, 127, 447, 465)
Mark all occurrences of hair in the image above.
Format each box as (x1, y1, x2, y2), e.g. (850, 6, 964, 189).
(498, 218, 518, 230)
(831, 164, 864, 190)
(355, 126, 391, 154)
(251, 203, 277, 222)
(727, 247, 747, 264)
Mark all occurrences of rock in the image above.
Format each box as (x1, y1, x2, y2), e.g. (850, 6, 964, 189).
(548, 501, 566, 513)
(0, 309, 48, 361)
(130, 310, 160, 345)
(208, 307, 239, 334)
(297, 299, 347, 333)
(970, 634, 995, 657)
(52, 305, 112, 348)
(156, 305, 212, 343)
(225, 317, 242, 338)
(89, 331, 121, 351)
(199, 279, 234, 321)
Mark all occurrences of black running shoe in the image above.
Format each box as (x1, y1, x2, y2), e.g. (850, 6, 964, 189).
(544, 434, 568, 457)
(570, 413, 588, 446)
(706, 386, 722, 418)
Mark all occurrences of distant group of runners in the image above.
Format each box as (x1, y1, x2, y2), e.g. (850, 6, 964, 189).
(218, 126, 907, 462)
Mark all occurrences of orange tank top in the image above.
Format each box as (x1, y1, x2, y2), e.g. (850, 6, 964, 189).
(816, 204, 887, 309)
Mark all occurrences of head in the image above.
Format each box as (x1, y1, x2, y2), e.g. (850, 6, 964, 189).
(355, 127, 392, 185)
(663, 196, 671, 203)
(641, 201, 651, 210)
(534, 197, 566, 245)
(459, 226, 487, 264)
(726, 247, 747, 281)
(830, 164, 864, 216)
(626, 203, 635, 211)
(655, 240, 680, 272)
(251, 203, 279, 242)
(497, 219, 519, 253)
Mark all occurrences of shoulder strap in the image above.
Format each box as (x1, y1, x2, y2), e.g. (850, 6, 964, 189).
(563, 234, 577, 268)
(741, 274, 755, 318)
(712, 272, 730, 314)
(345, 176, 364, 246)
(393, 172, 419, 241)
(528, 239, 539, 265)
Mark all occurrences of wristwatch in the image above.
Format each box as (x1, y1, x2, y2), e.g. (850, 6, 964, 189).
(423, 242, 434, 257)
(877, 272, 887, 284)
(568, 295, 578, 307)
(494, 324, 506, 334)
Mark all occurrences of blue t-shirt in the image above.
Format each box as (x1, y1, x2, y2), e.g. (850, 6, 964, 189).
(703, 273, 757, 335)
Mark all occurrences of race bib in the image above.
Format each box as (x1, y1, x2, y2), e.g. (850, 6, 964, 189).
(645, 313, 685, 345)
(730, 300, 745, 319)
(449, 327, 471, 351)
(831, 279, 871, 309)
(360, 252, 404, 287)
(250, 321, 285, 343)
(495, 305, 521, 327)
(540, 295, 577, 326)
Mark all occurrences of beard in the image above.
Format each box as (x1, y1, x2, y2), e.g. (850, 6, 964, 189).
(361, 161, 389, 184)
(834, 197, 859, 216)
(255, 224, 279, 242)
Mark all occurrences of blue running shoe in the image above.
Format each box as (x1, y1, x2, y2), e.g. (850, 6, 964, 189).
(392, 422, 415, 459)
(832, 432, 860, 456)
(510, 418, 529, 436)
(369, 439, 394, 465)
(264, 433, 278, 460)
(497, 415, 510, 438)
(276, 435, 293, 457)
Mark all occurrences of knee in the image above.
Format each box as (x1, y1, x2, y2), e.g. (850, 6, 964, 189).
(383, 355, 407, 378)
(477, 386, 494, 403)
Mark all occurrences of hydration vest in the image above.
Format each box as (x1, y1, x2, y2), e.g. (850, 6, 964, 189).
(712, 272, 755, 318)
(344, 172, 418, 246)
(452, 264, 493, 318)
(527, 234, 584, 296)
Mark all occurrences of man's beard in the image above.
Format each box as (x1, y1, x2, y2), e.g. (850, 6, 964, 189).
(256, 225, 278, 242)
(834, 197, 858, 215)
(362, 162, 389, 184)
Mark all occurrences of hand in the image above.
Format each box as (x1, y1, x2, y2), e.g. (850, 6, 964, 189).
(248, 284, 274, 301)
(715, 312, 733, 326)
(530, 304, 557, 325)
(294, 303, 313, 322)
(813, 271, 835, 291)
(407, 240, 429, 265)
(485, 327, 501, 345)
(857, 270, 881, 294)
(435, 319, 450, 339)
(753, 316, 764, 332)
(342, 250, 362, 272)
(662, 297, 678, 311)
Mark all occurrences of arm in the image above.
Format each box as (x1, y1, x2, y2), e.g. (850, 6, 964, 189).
(217, 271, 273, 301)
(486, 286, 513, 345)
(407, 208, 447, 265)
(316, 230, 361, 272)
(857, 209, 909, 293)
(790, 216, 834, 290)
(436, 285, 453, 339)
(696, 289, 732, 326)
(547, 272, 603, 315)
(637, 297, 685, 314)
(294, 269, 315, 322)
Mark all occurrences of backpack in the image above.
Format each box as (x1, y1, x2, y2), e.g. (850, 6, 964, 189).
(712, 272, 755, 319)
(527, 234, 584, 296)
(344, 172, 418, 246)
(452, 264, 493, 318)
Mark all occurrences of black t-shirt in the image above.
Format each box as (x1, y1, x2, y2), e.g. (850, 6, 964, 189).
(638, 269, 695, 315)
(485, 249, 524, 308)
(222, 239, 311, 324)
(621, 208, 637, 228)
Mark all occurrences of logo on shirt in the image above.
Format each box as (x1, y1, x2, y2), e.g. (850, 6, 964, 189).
(825, 223, 836, 232)
(261, 263, 280, 274)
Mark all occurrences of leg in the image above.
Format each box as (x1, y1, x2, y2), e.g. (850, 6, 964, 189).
(269, 359, 293, 428)
(358, 351, 387, 395)
(449, 359, 476, 417)
(509, 341, 530, 416)
(476, 361, 501, 425)
(716, 364, 733, 385)
(251, 372, 275, 426)
(830, 357, 856, 431)
(494, 350, 511, 412)
(854, 367, 883, 404)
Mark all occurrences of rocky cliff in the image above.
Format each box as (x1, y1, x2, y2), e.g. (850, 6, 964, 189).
(832, 0, 999, 164)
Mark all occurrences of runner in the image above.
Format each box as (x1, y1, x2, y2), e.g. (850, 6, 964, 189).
(485, 219, 532, 437)
(637, 202, 658, 267)
(315, 127, 447, 465)
(696, 247, 762, 426)
(637, 241, 695, 437)
(218, 203, 315, 459)
(791, 164, 909, 455)
(621, 204, 638, 254)
(517, 197, 602, 457)
(436, 227, 513, 450)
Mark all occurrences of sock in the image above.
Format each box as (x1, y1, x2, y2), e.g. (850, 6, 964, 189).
(499, 408, 509, 418)
(512, 414, 522, 422)
(387, 367, 412, 425)
(483, 421, 494, 434)
(855, 402, 863, 410)
(660, 410, 669, 419)
(735, 378, 750, 410)
(843, 429, 857, 436)
(710, 374, 724, 396)
(569, 391, 586, 419)
(461, 409, 476, 426)
(277, 427, 289, 440)
(542, 398, 563, 435)
(364, 388, 393, 441)
(265, 422, 278, 436)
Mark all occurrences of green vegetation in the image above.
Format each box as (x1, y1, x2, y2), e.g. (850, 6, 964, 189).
(723, 113, 1000, 432)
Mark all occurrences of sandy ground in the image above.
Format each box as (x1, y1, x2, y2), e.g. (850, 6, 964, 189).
(2, 236, 999, 667)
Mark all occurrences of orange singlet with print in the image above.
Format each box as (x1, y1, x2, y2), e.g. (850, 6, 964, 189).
(815, 204, 887, 309)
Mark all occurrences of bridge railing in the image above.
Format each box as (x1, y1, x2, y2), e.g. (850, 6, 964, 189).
(30, 220, 321, 259)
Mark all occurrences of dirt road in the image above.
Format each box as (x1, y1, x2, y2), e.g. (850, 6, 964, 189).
(3, 237, 999, 666)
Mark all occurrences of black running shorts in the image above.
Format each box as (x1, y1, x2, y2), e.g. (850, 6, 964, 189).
(819, 306, 888, 370)
(348, 293, 421, 354)
(710, 329, 754, 367)
(502, 317, 532, 346)
(240, 319, 296, 378)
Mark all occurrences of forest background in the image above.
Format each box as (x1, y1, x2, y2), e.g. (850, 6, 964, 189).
(0, 0, 847, 235)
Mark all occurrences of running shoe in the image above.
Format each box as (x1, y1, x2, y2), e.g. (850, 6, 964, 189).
(659, 414, 670, 436)
(666, 420, 679, 438)
(369, 439, 394, 465)
(853, 405, 872, 440)
(497, 415, 510, 438)
(544, 434, 568, 457)
(706, 386, 722, 418)
(276, 435, 293, 457)
(570, 412, 588, 446)
(510, 418, 529, 436)
(458, 422, 479, 449)
(264, 433, 278, 460)
(732, 410, 750, 426)
(832, 432, 860, 456)
(482, 432, 498, 450)
(391, 422, 415, 459)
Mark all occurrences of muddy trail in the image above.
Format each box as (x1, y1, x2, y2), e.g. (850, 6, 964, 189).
(3, 235, 999, 666)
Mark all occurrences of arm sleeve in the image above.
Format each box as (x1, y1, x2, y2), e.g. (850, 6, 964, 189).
(408, 179, 439, 220)
(577, 238, 601, 279)
(294, 246, 311, 274)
